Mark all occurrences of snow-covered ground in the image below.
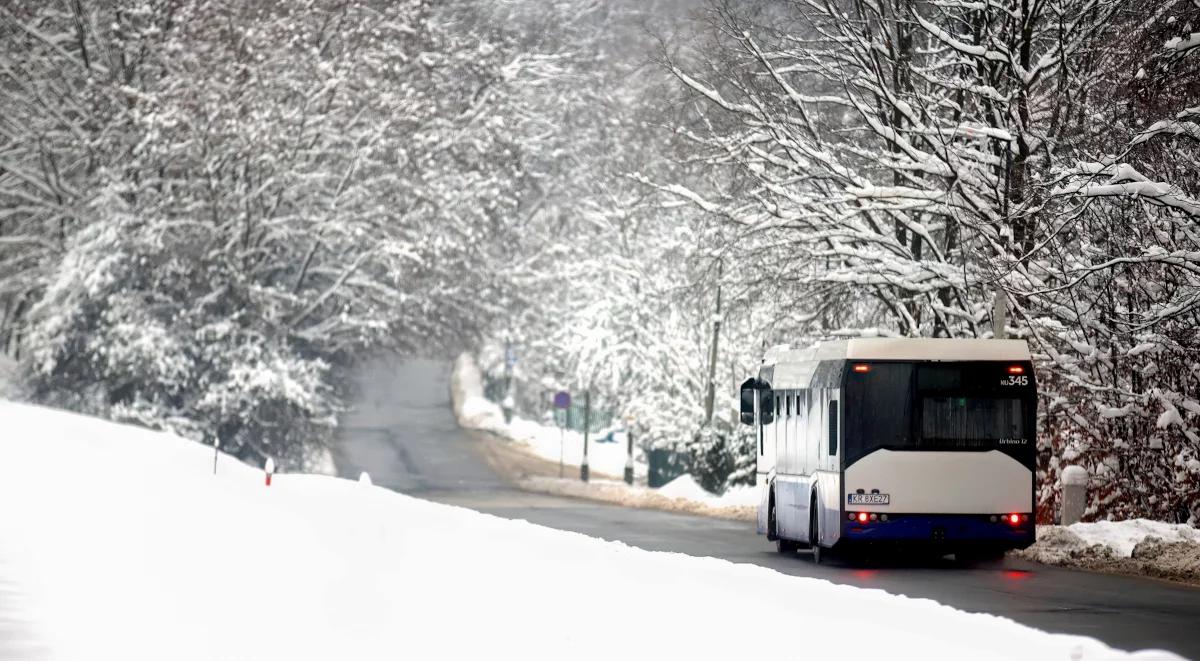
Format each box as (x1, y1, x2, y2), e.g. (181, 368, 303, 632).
(451, 353, 646, 478)
(0, 400, 1183, 660)
(1016, 520, 1200, 585)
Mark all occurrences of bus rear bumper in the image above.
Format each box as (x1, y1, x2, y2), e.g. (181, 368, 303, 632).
(840, 513, 1034, 550)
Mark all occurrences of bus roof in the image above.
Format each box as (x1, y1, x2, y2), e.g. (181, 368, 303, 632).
(846, 338, 1030, 361)
(763, 338, 1031, 366)
(762, 338, 1031, 389)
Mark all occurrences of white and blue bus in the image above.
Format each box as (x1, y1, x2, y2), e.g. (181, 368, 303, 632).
(740, 338, 1036, 562)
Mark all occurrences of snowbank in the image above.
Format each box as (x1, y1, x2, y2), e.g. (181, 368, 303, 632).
(1068, 520, 1198, 558)
(658, 473, 761, 508)
(657, 472, 712, 500)
(1015, 520, 1200, 585)
(518, 476, 756, 522)
(0, 401, 1181, 660)
(450, 352, 645, 478)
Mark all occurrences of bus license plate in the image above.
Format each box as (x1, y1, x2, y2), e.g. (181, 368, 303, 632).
(847, 493, 890, 505)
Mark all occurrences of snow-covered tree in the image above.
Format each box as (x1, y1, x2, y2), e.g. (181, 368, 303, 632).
(1029, 1, 1200, 522)
(7, 0, 624, 468)
(652, 0, 1198, 517)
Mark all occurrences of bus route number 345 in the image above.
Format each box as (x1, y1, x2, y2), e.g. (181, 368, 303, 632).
(847, 493, 890, 505)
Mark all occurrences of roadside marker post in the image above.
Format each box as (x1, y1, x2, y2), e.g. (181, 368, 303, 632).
(580, 390, 590, 483)
(264, 457, 275, 487)
(553, 391, 571, 479)
(212, 437, 220, 475)
(1061, 466, 1088, 525)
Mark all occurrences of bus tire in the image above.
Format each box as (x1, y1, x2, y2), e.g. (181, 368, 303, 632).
(809, 496, 822, 564)
(766, 488, 778, 542)
(777, 537, 799, 554)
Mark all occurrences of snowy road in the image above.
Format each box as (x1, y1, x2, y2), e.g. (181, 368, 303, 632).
(334, 357, 1200, 660)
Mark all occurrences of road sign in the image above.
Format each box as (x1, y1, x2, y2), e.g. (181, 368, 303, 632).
(553, 391, 571, 409)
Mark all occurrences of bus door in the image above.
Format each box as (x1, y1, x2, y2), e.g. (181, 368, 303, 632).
(816, 387, 842, 547)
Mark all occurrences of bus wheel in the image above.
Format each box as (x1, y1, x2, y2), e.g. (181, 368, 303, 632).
(809, 502, 822, 564)
(767, 490, 778, 542)
(777, 537, 799, 554)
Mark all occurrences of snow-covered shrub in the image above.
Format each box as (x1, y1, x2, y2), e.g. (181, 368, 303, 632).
(23, 185, 337, 468)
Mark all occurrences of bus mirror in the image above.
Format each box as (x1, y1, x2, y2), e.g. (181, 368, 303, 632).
(739, 379, 757, 425)
(759, 388, 774, 425)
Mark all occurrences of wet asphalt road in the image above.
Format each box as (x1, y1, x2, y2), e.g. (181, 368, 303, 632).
(333, 357, 1200, 659)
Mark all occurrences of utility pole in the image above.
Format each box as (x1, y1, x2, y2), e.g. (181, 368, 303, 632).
(703, 261, 723, 424)
(580, 390, 590, 482)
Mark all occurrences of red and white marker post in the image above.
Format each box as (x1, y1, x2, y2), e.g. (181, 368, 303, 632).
(264, 457, 275, 487)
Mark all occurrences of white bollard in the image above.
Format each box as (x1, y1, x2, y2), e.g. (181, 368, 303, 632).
(1060, 465, 1088, 525)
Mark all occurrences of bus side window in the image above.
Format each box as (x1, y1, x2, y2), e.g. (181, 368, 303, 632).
(828, 399, 839, 455)
(786, 394, 791, 416)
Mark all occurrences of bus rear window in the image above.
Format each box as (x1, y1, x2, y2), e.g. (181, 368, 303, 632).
(920, 397, 1025, 448)
(845, 361, 1035, 464)
(844, 363, 912, 462)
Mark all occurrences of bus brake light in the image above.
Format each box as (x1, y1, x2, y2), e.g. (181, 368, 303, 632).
(852, 364, 870, 373)
(857, 512, 869, 523)
(1007, 365, 1024, 374)
(1007, 513, 1020, 525)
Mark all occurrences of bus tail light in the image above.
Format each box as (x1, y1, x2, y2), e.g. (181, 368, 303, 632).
(1007, 513, 1020, 525)
(852, 363, 870, 373)
(1007, 365, 1025, 374)
(857, 512, 869, 523)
